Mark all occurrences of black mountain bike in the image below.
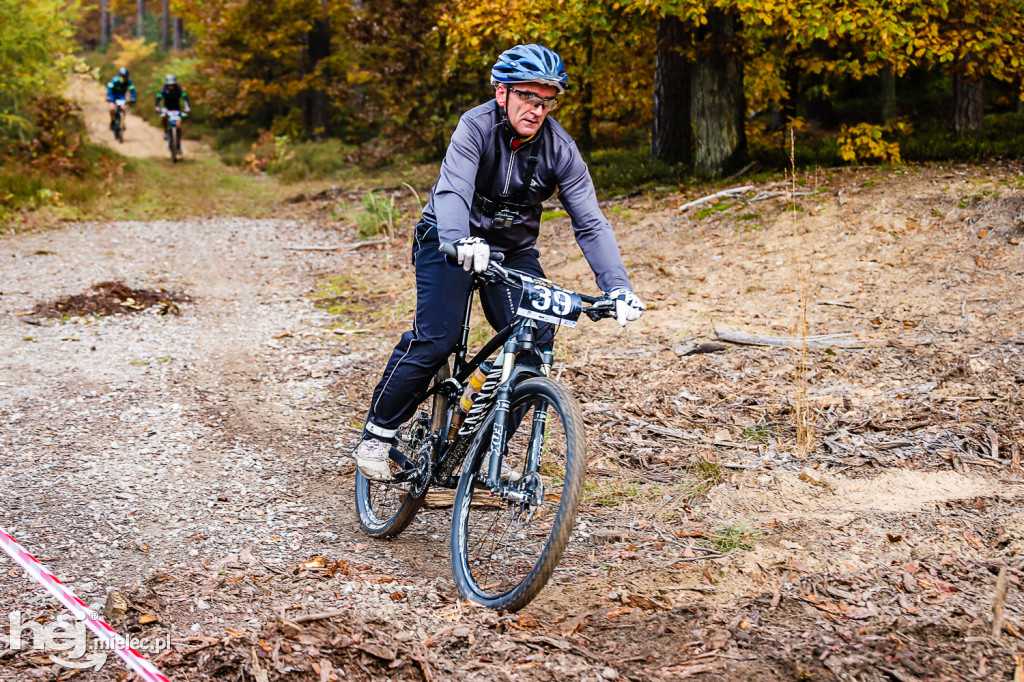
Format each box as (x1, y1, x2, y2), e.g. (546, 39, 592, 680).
(112, 99, 127, 143)
(164, 110, 185, 162)
(355, 243, 617, 612)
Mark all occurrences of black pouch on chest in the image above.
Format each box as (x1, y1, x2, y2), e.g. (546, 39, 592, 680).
(474, 142, 540, 230)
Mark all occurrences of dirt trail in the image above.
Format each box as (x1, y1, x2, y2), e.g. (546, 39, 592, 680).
(68, 75, 213, 161)
(1, 162, 1023, 681)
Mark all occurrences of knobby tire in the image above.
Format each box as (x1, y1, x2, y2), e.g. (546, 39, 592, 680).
(354, 364, 450, 538)
(450, 377, 586, 612)
(170, 126, 178, 163)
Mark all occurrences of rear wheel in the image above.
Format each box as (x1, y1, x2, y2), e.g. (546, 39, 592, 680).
(354, 364, 450, 538)
(450, 377, 586, 612)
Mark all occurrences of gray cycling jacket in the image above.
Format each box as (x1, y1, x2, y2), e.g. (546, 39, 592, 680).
(422, 100, 631, 294)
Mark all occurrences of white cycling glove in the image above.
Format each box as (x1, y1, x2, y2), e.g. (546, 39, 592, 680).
(607, 288, 645, 327)
(454, 236, 490, 274)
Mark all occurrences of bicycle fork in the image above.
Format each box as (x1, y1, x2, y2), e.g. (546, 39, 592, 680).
(485, 344, 554, 505)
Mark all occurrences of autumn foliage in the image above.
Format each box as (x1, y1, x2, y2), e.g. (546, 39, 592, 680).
(11, 0, 1024, 178)
(164, 0, 1024, 175)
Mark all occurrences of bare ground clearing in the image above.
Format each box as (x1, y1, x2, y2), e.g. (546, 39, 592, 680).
(1, 161, 1023, 681)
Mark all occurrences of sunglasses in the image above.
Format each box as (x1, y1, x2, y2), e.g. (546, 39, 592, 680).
(507, 86, 559, 112)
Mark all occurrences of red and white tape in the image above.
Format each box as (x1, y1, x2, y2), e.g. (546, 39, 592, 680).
(0, 526, 171, 682)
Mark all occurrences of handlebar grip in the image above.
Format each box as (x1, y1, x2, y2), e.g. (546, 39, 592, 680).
(438, 242, 457, 259)
(437, 242, 505, 266)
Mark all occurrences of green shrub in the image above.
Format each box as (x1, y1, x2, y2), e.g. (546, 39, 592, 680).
(587, 146, 685, 193)
(899, 112, 1024, 162)
(353, 191, 399, 239)
(0, 142, 125, 225)
(837, 120, 911, 164)
(265, 139, 347, 182)
(747, 120, 843, 169)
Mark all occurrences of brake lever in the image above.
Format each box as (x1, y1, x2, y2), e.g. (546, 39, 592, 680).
(584, 299, 616, 321)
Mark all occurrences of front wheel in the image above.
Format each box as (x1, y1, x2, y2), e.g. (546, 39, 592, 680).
(169, 126, 178, 163)
(354, 363, 450, 538)
(450, 377, 586, 612)
(115, 110, 124, 143)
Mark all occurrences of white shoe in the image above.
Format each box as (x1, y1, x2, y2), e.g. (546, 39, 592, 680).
(354, 437, 392, 481)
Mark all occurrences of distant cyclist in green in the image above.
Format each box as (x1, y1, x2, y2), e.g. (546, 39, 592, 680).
(105, 67, 136, 130)
(155, 74, 191, 155)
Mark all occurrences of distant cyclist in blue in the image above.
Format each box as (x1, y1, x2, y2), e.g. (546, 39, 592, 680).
(106, 67, 137, 131)
(352, 44, 645, 481)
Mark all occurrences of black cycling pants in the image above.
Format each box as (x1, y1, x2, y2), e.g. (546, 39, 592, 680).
(367, 221, 553, 431)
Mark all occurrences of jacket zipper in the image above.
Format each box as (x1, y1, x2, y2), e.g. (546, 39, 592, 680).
(501, 147, 518, 197)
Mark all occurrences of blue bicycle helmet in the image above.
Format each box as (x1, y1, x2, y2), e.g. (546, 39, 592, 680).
(490, 44, 569, 94)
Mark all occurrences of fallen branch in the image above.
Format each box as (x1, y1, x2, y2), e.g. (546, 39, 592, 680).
(284, 238, 388, 252)
(623, 415, 759, 451)
(992, 566, 1009, 638)
(747, 189, 816, 203)
(723, 161, 757, 181)
(674, 340, 730, 357)
(714, 328, 931, 350)
(677, 186, 754, 212)
(292, 609, 348, 624)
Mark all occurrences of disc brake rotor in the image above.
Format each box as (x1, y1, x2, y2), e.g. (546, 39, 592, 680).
(518, 472, 544, 524)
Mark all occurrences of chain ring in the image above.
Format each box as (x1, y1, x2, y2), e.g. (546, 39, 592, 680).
(407, 439, 435, 499)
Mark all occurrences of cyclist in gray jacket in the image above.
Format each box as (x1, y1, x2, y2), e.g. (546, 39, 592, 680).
(354, 44, 645, 481)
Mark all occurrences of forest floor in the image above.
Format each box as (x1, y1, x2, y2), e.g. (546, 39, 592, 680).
(1, 97, 1023, 682)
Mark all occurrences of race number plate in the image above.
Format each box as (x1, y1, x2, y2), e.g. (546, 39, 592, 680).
(516, 276, 583, 328)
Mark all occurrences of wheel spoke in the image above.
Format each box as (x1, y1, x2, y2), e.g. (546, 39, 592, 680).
(355, 365, 450, 538)
(453, 380, 584, 609)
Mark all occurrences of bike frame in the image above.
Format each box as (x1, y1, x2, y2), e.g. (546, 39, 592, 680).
(416, 257, 609, 499)
(415, 277, 549, 495)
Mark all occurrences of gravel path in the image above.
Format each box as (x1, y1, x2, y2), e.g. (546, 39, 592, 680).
(67, 76, 213, 160)
(3, 167, 1022, 680)
(0, 217, 388, 624)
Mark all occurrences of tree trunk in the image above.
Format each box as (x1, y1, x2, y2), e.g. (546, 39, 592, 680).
(804, 40, 834, 127)
(303, 5, 331, 139)
(100, 0, 110, 47)
(651, 15, 691, 166)
(136, 0, 145, 39)
(691, 7, 746, 177)
(173, 17, 183, 51)
(880, 67, 896, 122)
(774, 61, 798, 131)
(161, 0, 169, 51)
(952, 74, 983, 134)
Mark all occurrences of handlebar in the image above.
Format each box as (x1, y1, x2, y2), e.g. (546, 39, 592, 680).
(438, 241, 616, 320)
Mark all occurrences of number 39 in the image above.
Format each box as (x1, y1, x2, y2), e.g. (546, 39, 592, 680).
(533, 285, 571, 316)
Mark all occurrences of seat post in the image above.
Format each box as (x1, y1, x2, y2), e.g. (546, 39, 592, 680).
(453, 287, 476, 375)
